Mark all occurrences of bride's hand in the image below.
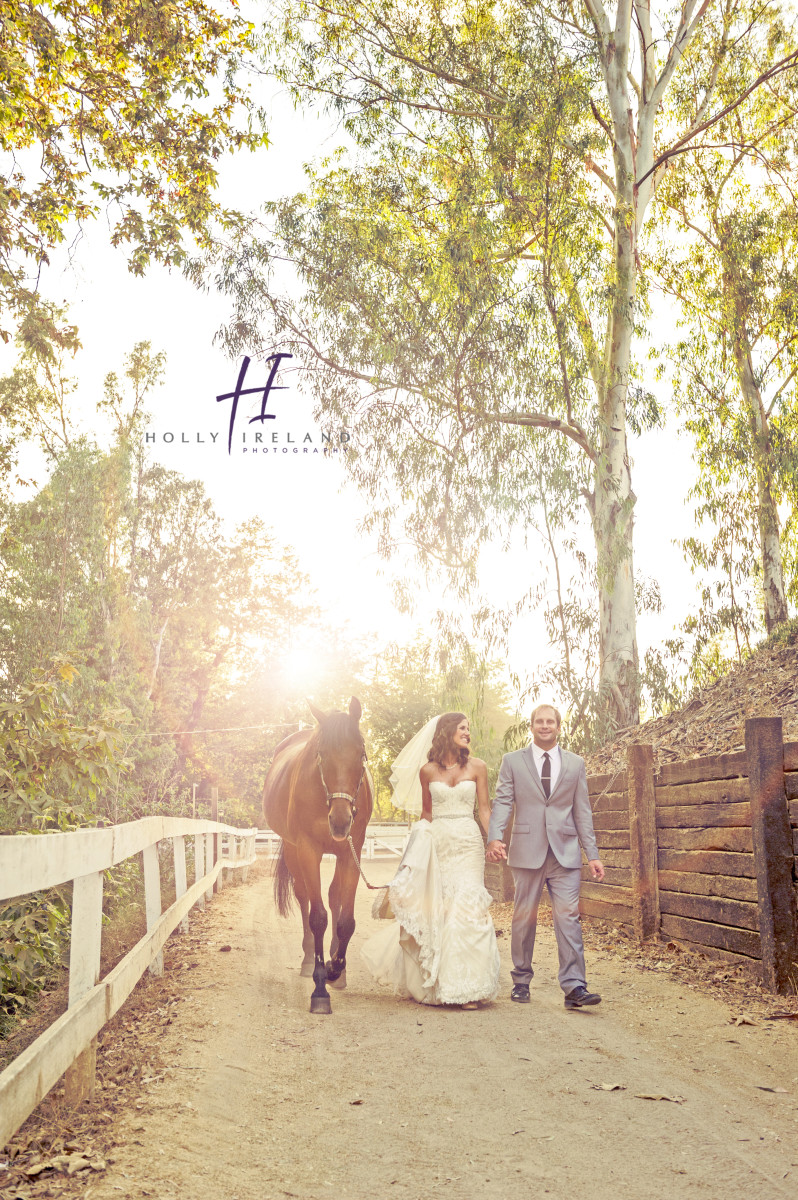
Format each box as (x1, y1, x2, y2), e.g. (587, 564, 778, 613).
(485, 840, 507, 862)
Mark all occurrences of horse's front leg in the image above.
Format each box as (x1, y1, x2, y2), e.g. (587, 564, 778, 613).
(325, 856, 360, 990)
(298, 837, 330, 1015)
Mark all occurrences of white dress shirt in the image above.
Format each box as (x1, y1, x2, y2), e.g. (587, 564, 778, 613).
(530, 742, 561, 792)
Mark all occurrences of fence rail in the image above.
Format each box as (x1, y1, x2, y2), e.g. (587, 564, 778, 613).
(0, 817, 257, 1148)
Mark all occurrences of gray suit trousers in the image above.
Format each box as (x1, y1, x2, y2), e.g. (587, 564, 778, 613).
(510, 847, 586, 993)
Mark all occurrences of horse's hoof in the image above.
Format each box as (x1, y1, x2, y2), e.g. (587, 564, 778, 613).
(328, 969, 347, 990)
(300, 960, 314, 978)
(310, 994, 332, 1015)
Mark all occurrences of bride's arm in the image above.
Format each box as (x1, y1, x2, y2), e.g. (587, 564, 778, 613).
(474, 760, 491, 836)
(418, 765, 433, 822)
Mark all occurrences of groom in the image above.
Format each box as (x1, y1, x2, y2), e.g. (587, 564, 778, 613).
(486, 704, 605, 1009)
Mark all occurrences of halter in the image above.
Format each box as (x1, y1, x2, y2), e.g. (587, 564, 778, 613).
(316, 750, 368, 816)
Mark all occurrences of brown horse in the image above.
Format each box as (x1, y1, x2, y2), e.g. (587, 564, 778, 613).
(263, 697, 374, 1014)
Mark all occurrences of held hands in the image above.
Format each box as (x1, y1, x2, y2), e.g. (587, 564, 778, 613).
(485, 840, 507, 863)
(588, 859, 605, 882)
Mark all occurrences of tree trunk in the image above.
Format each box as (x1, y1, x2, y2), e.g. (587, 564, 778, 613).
(732, 325, 788, 633)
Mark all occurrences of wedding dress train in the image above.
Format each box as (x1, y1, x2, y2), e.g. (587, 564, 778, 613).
(361, 780, 501, 1005)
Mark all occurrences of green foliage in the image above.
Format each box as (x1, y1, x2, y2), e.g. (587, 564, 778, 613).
(0, 0, 267, 350)
(0, 659, 130, 833)
(0, 894, 69, 1018)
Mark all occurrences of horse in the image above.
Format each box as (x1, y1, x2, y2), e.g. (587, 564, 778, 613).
(263, 696, 374, 1014)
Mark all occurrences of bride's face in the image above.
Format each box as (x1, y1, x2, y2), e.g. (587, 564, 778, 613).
(452, 719, 471, 750)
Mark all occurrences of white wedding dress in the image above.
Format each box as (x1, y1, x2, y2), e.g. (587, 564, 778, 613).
(361, 780, 501, 1005)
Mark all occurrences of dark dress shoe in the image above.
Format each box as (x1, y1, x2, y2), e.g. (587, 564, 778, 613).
(511, 983, 531, 1003)
(564, 985, 601, 1009)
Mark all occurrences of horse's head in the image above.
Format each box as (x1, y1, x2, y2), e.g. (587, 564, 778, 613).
(310, 697, 366, 841)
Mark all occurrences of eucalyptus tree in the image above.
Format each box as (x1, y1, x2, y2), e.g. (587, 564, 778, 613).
(653, 51, 798, 635)
(0, 0, 266, 351)
(215, 0, 797, 733)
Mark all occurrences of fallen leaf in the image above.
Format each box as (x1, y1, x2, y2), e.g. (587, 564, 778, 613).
(634, 1093, 685, 1103)
(755, 1085, 790, 1094)
(219, 945, 232, 952)
(350, 1099, 364, 1106)
(591, 1082, 625, 1092)
(766, 1012, 798, 1021)
(733, 1014, 760, 1027)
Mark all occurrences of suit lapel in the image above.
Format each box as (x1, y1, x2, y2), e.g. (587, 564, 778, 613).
(548, 749, 572, 801)
(522, 745, 547, 801)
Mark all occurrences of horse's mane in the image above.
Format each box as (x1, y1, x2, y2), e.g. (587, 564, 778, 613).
(311, 710, 365, 756)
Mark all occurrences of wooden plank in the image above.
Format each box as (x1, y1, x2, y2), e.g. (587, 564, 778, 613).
(657, 871, 758, 903)
(589, 790, 629, 812)
(660, 913, 761, 958)
(784, 775, 798, 801)
(656, 802, 751, 829)
(580, 897, 633, 924)
(587, 771, 627, 797)
(783, 741, 798, 770)
(746, 716, 798, 995)
(595, 849, 631, 868)
(595, 830, 631, 849)
(659, 890, 759, 931)
(580, 882, 632, 905)
(591, 809, 630, 831)
(656, 827, 753, 853)
(657, 849, 756, 877)
(0, 860, 223, 1149)
(0, 819, 258, 902)
(627, 743, 660, 942)
(657, 751, 748, 787)
(790, 799, 798, 823)
(582, 865, 631, 886)
(660, 935, 762, 969)
(655, 778, 750, 808)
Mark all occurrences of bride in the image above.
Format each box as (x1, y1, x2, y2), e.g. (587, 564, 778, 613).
(361, 712, 501, 1006)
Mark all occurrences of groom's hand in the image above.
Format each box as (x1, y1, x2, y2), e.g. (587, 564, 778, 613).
(486, 840, 507, 862)
(588, 858, 605, 881)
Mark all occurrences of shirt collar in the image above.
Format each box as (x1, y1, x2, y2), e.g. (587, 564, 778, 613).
(530, 741, 559, 758)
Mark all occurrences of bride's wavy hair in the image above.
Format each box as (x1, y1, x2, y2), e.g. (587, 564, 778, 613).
(427, 712, 469, 768)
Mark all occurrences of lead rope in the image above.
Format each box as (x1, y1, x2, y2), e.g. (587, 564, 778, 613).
(346, 834, 384, 890)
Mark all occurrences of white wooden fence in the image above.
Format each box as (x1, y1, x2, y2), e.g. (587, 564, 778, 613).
(0, 817, 257, 1149)
(255, 824, 410, 859)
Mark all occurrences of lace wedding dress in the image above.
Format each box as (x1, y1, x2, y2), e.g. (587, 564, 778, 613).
(361, 780, 501, 1005)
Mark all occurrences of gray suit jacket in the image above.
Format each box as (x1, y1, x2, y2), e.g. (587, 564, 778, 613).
(488, 745, 599, 870)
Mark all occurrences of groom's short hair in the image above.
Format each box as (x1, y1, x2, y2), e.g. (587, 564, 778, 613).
(530, 703, 562, 727)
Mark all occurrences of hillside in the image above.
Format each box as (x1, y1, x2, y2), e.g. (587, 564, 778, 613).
(584, 632, 798, 777)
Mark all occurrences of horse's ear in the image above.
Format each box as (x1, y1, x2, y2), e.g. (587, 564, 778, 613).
(308, 700, 326, 725)
(349, 696, 362, 723)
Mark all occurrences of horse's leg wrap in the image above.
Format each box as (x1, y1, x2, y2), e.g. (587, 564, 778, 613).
(326, 913, 356, 984)
(309, 905, 331, 1014)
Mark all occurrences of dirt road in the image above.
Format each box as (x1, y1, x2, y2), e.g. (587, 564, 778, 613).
(72, 861, 798, 1200)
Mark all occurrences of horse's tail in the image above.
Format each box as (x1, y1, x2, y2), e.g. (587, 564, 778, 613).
(273, 842, 295, 917)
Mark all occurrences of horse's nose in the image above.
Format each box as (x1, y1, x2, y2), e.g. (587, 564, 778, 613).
(328, 813, 353, 841)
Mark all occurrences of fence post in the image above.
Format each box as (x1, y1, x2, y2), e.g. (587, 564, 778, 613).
(142, 843, 164, 977)
(63, 870, 104, 1106)
(211, 789, 220, 895)
(173, 835, 189, 933)
(627, 744, 660, 942)
(205, 832, 214, 903)
(194, 832, 206, 911)
(745, 717, 798, 994)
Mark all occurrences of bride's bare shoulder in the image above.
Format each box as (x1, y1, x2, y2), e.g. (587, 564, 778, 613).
(468, 756, 488, 772)
(419, 761, 436, 779)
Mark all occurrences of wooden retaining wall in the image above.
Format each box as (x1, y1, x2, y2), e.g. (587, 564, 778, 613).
(486, 716, 798, 995)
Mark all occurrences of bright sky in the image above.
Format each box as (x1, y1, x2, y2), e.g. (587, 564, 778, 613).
(0, 77, 704, 711)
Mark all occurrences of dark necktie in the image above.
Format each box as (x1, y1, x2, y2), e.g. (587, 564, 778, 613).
(541, 752, 551, 798)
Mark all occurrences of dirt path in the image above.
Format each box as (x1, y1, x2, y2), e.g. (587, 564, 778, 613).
(64, 863, 798, 1200)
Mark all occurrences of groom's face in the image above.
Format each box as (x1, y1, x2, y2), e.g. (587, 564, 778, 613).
(530, 708, 559, 749)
